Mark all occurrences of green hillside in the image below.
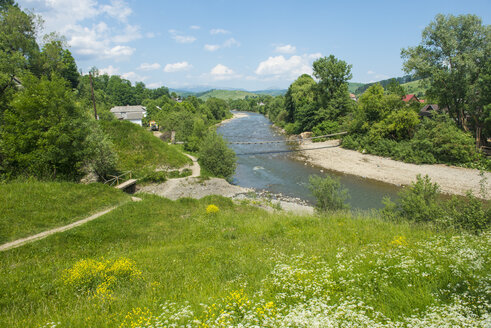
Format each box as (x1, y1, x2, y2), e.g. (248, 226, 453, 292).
(0, 182, 128, 244)
(198, 89, 258, 100)
(1, 192, 489, 327)
(401, 79, 428, 97)
(100, 120, 191, 177)
(348, 82, 365, 93)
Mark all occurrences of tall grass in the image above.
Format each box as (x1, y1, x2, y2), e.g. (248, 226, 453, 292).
(0, 194, 488, 327)
(0, 181, 129, 244)
(100, 120, 191, 177)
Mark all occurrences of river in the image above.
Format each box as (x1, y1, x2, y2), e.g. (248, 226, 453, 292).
(217, 111, 401, 210)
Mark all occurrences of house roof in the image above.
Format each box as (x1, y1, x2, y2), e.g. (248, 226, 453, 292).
(110, 105, 146, 113)
(419, 104, 448, 117)
(402, 94, 419, 102)
(113, 111, 144, 120)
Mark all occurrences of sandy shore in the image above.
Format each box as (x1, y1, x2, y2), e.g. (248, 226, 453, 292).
(217, 112, 250, 125)
(299, 140, 491, 199)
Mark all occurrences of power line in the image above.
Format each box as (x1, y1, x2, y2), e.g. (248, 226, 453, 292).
(235, 143, 341, 156)
(226, 131, 347, 145)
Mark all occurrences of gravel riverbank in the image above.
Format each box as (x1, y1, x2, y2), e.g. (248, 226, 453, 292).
(298, 139, 490, 199)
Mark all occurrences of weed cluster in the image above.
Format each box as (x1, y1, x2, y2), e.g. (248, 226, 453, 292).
(63, 258, 142, 301)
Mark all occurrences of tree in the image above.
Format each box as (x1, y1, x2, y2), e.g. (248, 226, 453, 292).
(0, 5, 39, 108)
(199, 131, 236, 179)
(313, 55, 352, 106)
(308, 175, 350, 212)
(0, 74, 90, 180)
(401, 14, 490, 145)
(311, 55, 354, 131)
(284, 74, 316, 128)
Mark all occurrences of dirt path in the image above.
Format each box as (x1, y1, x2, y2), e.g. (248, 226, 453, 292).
(0, 206, 121, 252)
(299, 140, 490, 199)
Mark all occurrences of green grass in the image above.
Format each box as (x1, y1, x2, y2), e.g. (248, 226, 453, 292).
(401, 79, 428, 97)
(0, 181, 129, 244)
(100, 120, 191, 177)
(348, 82, 365, 94)
(198, 89, 258, 100)
(0, 192, 489, 327)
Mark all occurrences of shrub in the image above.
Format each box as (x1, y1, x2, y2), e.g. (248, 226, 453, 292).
(84, 123, 117, 180)
(198, 131, 236, 179)
(411, 115, 478, 164)
(445, 193, 490, 233)
(391, 175, 442, 223)
(308, 174, 350, 212)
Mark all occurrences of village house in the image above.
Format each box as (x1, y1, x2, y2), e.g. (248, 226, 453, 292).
(402, 94, 425, 104)
(419, 104, 448, 118)
(349, 93, 357, 101)
(110, 105, 147, 126)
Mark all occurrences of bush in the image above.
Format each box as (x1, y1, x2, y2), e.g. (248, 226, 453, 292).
(308, 174, 350, 212)
(199, 131, 236, 179)
(445, 193, 491, 233)
(410, 115, 478, 164)
(382, 175, 490, 233)
(397, 175, 442, 223)
(84, 123, 117, 180)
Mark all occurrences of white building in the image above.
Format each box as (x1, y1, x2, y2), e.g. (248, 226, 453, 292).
(110, 105, 147, 126)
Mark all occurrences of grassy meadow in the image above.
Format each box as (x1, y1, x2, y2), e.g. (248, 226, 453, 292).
(0, 181, 129, 244)
(0, 192, 489, 327)
(100, 120, 191, 177)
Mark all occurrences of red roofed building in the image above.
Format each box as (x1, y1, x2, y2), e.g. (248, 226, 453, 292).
(402, 94, 425, 104)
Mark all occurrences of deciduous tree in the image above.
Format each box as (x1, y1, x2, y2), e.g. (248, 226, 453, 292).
(402, 14, 490, 145)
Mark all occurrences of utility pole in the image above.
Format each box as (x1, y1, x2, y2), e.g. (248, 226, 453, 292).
(89, 72, 98, 120)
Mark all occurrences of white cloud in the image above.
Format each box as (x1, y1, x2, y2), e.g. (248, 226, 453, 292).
(113, 24, 142, 43)
(173, 35, 196, 43)
(99, 65, 119, 75)
(210, 64, 240, 80)
(367, 70, 375, 75)
(204, 44, 220, 52)
(100, 0, 132, 22)
(147, 82, 164, 89)
(20, 0, 141, 61)
(210, 28, 230, 35)
(223, 38, 240, 47)
(204, 38, 240, 52)
(106, 45, 135, 58)
(164, 61, 192, 73)
(275, 44, 296, 54)
(121, 71, 147, 82)
(255, 53, 322, 79)
(138, 63, 161, 71)
(168, 29, 196, 44)
(190, 25, 201, 30)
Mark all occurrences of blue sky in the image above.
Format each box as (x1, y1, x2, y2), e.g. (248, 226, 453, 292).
(17, 0, 491, 90)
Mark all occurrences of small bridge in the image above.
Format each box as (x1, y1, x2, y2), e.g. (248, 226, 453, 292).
(104, 171, 137, 194)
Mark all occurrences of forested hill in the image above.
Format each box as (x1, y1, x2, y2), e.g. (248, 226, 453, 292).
(352, 75, 421, 95)
(170, 89, 287, 100)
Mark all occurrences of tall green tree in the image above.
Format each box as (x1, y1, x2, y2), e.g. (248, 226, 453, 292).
(401, 14, 490, 145)
(0, 5, 39, 108)
(311, 55, 354, 131)
(0, 74, 90, 180)
(284, 74, 316, 130)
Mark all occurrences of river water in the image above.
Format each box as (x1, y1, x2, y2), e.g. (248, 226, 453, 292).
(217, 111, 401, 210)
